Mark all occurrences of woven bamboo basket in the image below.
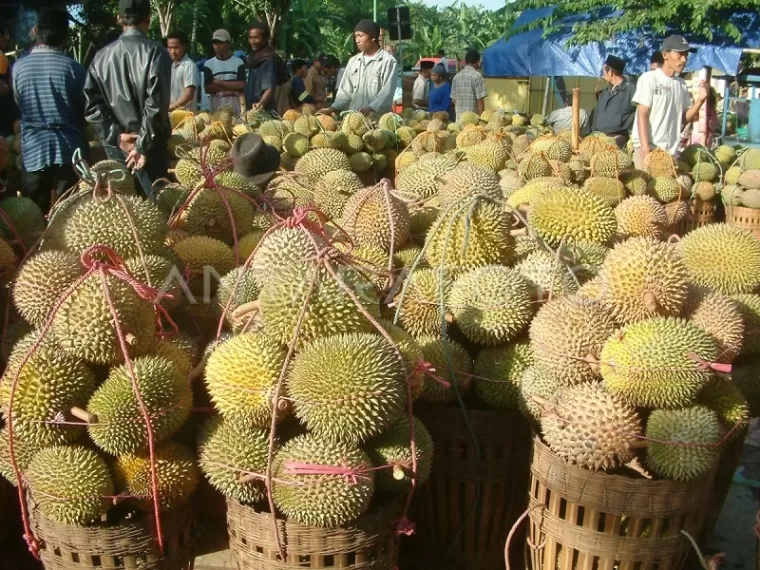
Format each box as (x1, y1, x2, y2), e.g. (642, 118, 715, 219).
(727, 205, 760, 239)
(677, 198, 717, 234)
(701, 426, 747, 541)
(528, 436, 717, 570)
(409, 405, 532, 570)
(226, 499, 397, 570)
(31, 501, 194, 570)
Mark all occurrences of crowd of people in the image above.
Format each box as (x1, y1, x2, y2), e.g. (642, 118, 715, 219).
(4, 0, 721, 215)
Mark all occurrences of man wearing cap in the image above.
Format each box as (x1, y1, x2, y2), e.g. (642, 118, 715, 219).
(84, 0, 171, 193)
(13, 8, 86, 213)
(632, 35, 709, 167)
(591, 55, 635, 148)
(413, 61, 434, 110)
(322, 19, 398, 116)
(451, 49, 487, 123)
(204, 29, 246, 114)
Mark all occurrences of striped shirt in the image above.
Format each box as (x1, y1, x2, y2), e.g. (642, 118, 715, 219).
(203, 55, 246, 114)
(13, 46, 87, 173)
(171, 54, 200, 111)
(450, 65, 487, 123)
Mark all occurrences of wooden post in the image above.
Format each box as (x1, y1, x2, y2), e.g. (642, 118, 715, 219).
(571, 87, 581, 151)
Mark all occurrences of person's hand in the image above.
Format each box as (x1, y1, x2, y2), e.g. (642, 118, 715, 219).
(640, 144, 652, 159)
(697, 80, 709, 103)
(118, 133, 137, 153)
(168, 103, 178, 112)
(252, 101, 263, 112)
(359, 107, 373, 115)
(126, 149, 147, 173)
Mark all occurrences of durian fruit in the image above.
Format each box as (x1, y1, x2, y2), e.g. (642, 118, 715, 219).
(313, 169, 364, 219)
(437, 163, 502, 209)
(664, 199, 689, 224)
(341, 111, 373, 137)
(740, 189, 760, 208)
(0, 341, 96, 446)
(424, 200, 514, 275)
(216, 267, 262, 331)
(0, 196, 46, 246)
(595, 237, 689, 324)
(12, 250, 82, 328)
(0, 428, 42, 485)
(541, 382, 643, 471)
(288, 332, 406, 444)
(417, 336, 473, 402)
(515, 250, 580, 299)
(647, 176, 683, 202)
(590, 149, 633, 178)
(681, 144, 712, 167)
(691, 161, 720, 183)
(583, 177, 627, 206)
(698, 378, 750, 429)
(272, 434, 374, 528)
(643, 148, 678, 178)
(715, 144, 738, 169)
(87, 356, 193, 455)
(530, 294, 617, 385)
(562, 241, 609, 280)
(349, 151, 373, 172)
(738, 148, 760, 170)
(464, 140, 509, 171)
(683, 289, 744, 363)
(172, 235, 236, 295)
(614, 196, 668, 240)
(259, 261, 379, 348)
(578, 136, 615, 161)
(338, 243, 390, 290)
(528, 188, 617, 247)
(518, 153, 554, 180)
(197, 415, 272, 504)
(620, 169, 650, 196)
(505, 177, 566, 209)
(530, 137, 572, 162)
(721, 183, 744, 207)
(113, 441, 200, 512)
(645, 406, 722, 481)
(474, 341, 534, 408)
(692, 182, 717, 201)
(61, 194, 168, 259)
(676, 224, 760, 295)
(600, 317, 718, 409)
(294, 148, 351, 182)
(395, 267, 451, 339)
(151, 335, 197, 376)
(205, 333, 286, 428)
(448, 265, 533, 345)
(375, 319, 426, 399)
(26, 445, 114, 525)
(0, 237, 16, 285)
(50, 272, 156, 365)
(395, 156, 457, 203)
(340, 186, 411, 253)
(732, 294, 760, 356)
(124, 254, 181, 308)
(176, 188, 256, 244)
(250, 226, 325, 282)
(393, 245, 425, 272)
(366, 416, 433, 494)
(518, 364, 564, 420)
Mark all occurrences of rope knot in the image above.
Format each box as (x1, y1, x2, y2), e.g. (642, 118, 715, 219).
(416, 360, 451, 389)
(394, 515, 416, 536)
(688, 352, 732, 374)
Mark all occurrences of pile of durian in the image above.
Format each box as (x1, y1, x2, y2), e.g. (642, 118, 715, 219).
(0, 170, 204, 528)
(723, 147, 760, 209)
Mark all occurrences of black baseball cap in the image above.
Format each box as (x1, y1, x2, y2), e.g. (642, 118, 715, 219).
(604, 55, 625, 74)
(119, 0, 151, 20)
(661, 35, 696, 54)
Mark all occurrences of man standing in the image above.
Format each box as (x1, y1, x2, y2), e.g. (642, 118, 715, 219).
(305, 54, 327, 108)
(167, 31, 199, 112)
(547, 95, 590, 135)
(591, 55, 635, 147)
(451, 49, 487, 123)
(323, 20, 398, 116)
(204, 29, 246, 114)
(84, 0, 171, 194)
(631, 35, 708, 167)
(246, 22, 283, 113)
(13, 8, 86, 212)
(413, 61, 433, 110)
(290, 59, 315, 108)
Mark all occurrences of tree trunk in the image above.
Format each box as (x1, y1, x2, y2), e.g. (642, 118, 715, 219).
(190, 0, 201, 54)
(152, 0, 176, 38)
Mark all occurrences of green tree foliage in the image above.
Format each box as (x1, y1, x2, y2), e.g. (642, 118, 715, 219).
(511, 0, 759, 45)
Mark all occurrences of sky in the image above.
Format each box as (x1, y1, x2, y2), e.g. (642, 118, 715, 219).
(422, 0, 507, 11)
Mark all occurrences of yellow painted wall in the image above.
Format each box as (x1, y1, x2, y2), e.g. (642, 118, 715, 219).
(485, 76, 607, 117)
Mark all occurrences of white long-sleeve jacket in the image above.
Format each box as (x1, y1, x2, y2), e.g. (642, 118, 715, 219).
(333, 49, 398, 114)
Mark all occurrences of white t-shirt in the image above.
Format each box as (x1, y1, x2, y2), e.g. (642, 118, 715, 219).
(631, 69, 692, 154)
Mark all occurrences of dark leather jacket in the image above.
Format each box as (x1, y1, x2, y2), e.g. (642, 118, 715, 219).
(84, 28, 171, 155)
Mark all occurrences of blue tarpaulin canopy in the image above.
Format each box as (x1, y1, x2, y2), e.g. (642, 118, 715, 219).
(483, 7, 760, 77)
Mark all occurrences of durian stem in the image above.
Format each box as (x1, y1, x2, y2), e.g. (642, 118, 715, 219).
(510, 227, 528, 237)
(167, 168, 177, 174)
(392, 465, 406, 481)
(231, 300, 260, 321)
(70, 407, 98, 424)
(444, 312, 454, 324)
(188, 357, 207, 383)
(239, 472, 259, 484)
(629, 440, 649, 449)
(125, 333, 137, 346)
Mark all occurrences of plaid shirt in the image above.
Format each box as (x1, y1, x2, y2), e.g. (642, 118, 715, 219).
(451, 65, 486, 122)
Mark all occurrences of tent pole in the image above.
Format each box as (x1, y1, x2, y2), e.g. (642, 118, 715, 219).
(571, 87, 580, 150)
(541, 76, 552, 117)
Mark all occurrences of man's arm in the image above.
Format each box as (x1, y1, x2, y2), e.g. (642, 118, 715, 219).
(252, 58, 277, 110)
(203, 65, 223, 94)
(636, 105, 652, 153)
(631, 72, 654, 153)
(684, 82, 707, 124)
(213, 62, 246, 93)
(475, 74, 487, 115)
(84, 62, 120, 147)
(367, 56, 399, 113)
(170, 64, 198, 110)
(135, 46, 171, 155)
